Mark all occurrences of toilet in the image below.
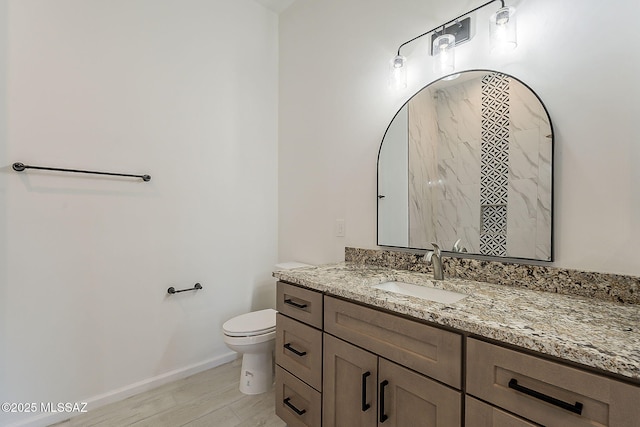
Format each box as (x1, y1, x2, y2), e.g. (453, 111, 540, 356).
(223, 262, 313, 395)
(223, 308, 277, 395)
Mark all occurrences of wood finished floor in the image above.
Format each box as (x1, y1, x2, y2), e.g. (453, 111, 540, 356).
(50, 359, 286, 427)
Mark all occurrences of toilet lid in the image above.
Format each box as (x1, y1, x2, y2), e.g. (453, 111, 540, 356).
(223, 308, 277, 337)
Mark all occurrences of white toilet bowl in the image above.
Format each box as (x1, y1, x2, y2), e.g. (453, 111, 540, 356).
(223, 308, 277, 395)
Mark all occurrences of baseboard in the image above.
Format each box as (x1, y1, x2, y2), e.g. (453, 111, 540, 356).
(8, 351, 238, 427)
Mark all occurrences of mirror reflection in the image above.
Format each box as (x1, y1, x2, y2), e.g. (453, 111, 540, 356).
(377, 70, 553, 261)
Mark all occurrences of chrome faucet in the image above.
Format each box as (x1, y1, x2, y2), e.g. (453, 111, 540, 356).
(452, 238, 467, 253)
(424, 242, 444, 280)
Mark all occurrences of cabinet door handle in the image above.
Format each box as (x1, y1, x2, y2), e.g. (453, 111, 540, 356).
(283, 343, 307, 357)
(283, 397, 307, 416)
(284, 298, 308, 309)
(508, 378, 584, 415)
(379, 380, 389, 423)
(361, 371, 371, 411)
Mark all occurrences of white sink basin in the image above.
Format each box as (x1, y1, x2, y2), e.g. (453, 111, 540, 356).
(372, 281, 467, 304)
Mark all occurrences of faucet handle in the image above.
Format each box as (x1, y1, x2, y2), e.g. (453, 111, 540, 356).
(452, 239, 468, 253)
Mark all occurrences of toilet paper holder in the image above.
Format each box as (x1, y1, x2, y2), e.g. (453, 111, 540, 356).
(167, 283, 203, 295)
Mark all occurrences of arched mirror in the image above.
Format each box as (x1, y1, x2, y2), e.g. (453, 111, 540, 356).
(377, 70, 553, 261)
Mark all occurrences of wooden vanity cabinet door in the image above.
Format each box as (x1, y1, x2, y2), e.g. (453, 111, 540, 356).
(277, 281, 323, 329)
(378, 358, 461, 427)
(467, 338, 640, 427)
(275, 366, 322, 427)
(324, 296, 462, 389)
(323, 334, 377, 427)
(466, 396, 538, 427)
(276, 313, 323, 391)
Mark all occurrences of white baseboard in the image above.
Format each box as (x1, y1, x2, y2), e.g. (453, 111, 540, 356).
(8, 352, 238, 427)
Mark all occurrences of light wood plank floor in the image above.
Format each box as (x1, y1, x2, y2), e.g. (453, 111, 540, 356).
(50, 359, 285, 427)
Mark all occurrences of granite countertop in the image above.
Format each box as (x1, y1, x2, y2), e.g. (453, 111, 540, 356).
(273, 263, 640, 382)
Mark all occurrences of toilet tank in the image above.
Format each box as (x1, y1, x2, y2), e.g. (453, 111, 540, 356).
(274, 262, 314, 270)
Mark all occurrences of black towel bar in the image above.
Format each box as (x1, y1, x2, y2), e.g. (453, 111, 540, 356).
(167, 283, 202, 295)
(12, 162, 151, 182)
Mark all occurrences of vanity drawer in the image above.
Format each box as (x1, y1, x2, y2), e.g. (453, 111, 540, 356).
(324, 296, 462, 389)
(466, 338, 640, 427)
(275, 365, 322, 427)
(275, 313, 323, 391)
(466, 396, 537, 427)
(277, 281, 323, 329)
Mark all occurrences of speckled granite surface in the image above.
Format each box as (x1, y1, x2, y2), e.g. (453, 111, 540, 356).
(273, 263, 640, 382)
(345, 247, 640, 305)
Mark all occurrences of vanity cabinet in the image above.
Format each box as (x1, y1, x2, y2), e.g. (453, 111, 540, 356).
(275, 280, 640, 427)
(277, 313, 323, 390)
(466, 338, 640, 427)
(275, 282, 324, 427)
(465, 396, 537, 427)
(324, 296, 462, 389)
(276, 281, 323, 329)
(323, 334, 377, 426)
(323, 296, 462, 427)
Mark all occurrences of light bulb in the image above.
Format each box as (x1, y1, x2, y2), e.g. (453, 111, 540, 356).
(490, 6, 517, 52)
(432, 34, 455, 75)
(389, 55, 407, 90)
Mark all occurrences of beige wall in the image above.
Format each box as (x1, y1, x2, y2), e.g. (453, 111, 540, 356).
(0, 1, 279, 425)
(279, 0, 640, 276)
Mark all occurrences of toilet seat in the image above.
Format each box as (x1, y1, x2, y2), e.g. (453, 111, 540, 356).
(223, 330, 276, 346)
(223, 308, 277, 337)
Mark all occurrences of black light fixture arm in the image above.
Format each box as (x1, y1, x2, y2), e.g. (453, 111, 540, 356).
(396, 0, 505, 56)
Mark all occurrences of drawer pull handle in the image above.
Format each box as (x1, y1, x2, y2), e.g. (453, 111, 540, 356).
(379, 380, 389, 423)
(361, 371, 371, 411)
(283, 343, 307, 357)
(508, 379, 584, 415)
(283, 397, 307, 416)
(284, 298, 308, 309)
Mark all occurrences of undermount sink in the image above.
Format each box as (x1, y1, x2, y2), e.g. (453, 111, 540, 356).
(372, 281, 468, 304)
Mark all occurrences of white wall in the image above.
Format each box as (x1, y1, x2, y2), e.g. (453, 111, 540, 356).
(279, 0, 640, 276)
(0, 1, 279, 425)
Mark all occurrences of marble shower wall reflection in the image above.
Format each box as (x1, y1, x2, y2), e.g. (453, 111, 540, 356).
(408, 88, 439, 247)
(406, 72, 552, 260)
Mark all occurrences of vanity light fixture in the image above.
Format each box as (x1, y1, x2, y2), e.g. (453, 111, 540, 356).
(432, 29, 456, 75)
(389, 0, 516, 88)
(389, 54, 408, 90)
(489, 6, 517, 52)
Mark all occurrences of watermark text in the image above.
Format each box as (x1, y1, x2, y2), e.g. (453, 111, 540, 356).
(2, 402, 88, 413)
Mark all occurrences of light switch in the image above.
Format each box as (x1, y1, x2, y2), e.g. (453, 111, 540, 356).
(335, 219, 345, 237)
